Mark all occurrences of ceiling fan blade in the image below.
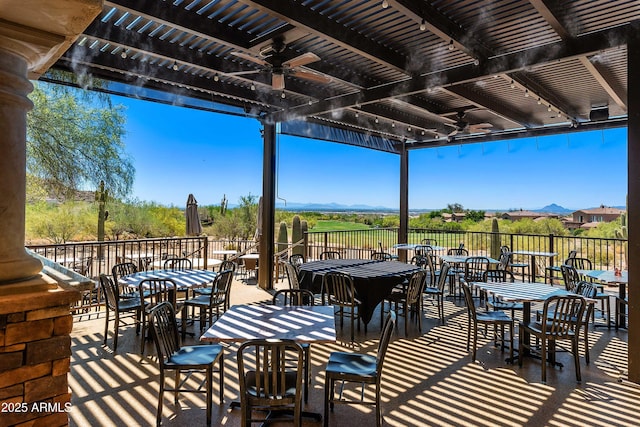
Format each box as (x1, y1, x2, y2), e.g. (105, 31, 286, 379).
(230, 51, 268, 66)
(283, 52, 320, 68)
(293, 70, 332, 84)
(222, 70, 261, 76)
(272, 73, 285, 90)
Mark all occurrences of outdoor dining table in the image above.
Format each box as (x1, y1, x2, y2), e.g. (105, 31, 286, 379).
(509, 250, 558, 282)
(211, 249, 238, 260)
(472, 280, 591, 363)
(149, 258, 223, 270)
(578, 269, 629, 328)
(117, 268, 218, 290)
(200, 304, 336, 420)
(297, 259, 422, 325)
(393, 243, 447, 252)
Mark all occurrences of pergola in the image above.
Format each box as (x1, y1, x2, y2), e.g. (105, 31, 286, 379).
(0, 1, 639, 411)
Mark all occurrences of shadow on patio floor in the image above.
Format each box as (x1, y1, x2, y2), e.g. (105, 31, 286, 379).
(68, 277, 640, 426)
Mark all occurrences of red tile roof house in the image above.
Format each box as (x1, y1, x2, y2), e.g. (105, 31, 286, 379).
(572, 205, 625, 229)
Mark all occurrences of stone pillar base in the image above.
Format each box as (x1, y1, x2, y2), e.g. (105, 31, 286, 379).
(0, 274, 79, 427)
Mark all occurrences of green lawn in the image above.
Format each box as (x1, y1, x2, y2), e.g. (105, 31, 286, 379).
(310, 220, 371, 232)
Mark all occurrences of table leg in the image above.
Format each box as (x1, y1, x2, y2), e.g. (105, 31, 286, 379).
(530, 256, 536, 282)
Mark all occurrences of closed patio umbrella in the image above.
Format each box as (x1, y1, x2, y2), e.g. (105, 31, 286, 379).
(186, 193, 202, 236)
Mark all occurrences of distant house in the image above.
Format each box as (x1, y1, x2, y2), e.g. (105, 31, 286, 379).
(570, 205, 624, 229)
(441, 212, 466, 222)
(500, 209, 556, 221)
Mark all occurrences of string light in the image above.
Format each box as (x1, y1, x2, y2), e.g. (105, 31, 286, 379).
(281, 91, 286, 98)
(473, 58, 479, 66)
(510, 80, 515, 89)
(537, 97, 542, 105)
(355, 111, 359, 118)
(120, 50, 127, 59)
(214, 73, 220, 82)
(250, 84, 255, 91)
(524, 89, 529, 97)
(308, 98, 313, 105)
(381, 0, 388, 8)
(391, 122, 395, 128)
(407, 127, 412, 132)
(172, 61, 178, 71)
(448, 40, 455, 51)
(375, 117, 379, 123)
(420, 19, 426, 31)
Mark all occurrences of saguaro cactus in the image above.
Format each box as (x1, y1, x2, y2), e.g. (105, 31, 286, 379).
(277, 221, 289, 255)
(615, 196, 628, 268)
(291, 215, 304, 257)
(490, 217, 501, 261)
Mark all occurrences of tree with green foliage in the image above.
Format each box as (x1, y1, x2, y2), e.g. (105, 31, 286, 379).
(26, 73, 134, 199)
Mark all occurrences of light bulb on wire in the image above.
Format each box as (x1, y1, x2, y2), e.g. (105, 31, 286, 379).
(419, 19, 426, 31)
(381, 0, 389, 8)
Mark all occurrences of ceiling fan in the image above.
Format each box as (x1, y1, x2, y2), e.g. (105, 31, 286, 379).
(227, 39, 331, 90)
(445, 111, 493, 137)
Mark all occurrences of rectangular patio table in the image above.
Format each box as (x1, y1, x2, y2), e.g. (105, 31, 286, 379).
(200, 304, 336, 421)
(472, 281, 590, 363)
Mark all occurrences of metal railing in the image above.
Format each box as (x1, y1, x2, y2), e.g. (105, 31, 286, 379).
(28, 229, 626, 311)
(305, 228, 626, 271)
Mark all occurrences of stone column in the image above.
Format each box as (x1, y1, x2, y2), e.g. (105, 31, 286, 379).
(0, 50, 44, 284)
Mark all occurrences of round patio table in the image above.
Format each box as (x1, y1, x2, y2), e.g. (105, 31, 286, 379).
(297, 259, 422, 325)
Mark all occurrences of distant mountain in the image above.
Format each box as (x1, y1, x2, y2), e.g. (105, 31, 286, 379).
(533, 203, 573, 214)
(276, 202, 393, 212)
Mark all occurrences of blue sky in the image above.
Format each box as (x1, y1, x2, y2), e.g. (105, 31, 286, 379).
(118, 95, 627, 211)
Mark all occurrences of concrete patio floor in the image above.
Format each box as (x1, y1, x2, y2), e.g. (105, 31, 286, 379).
(68, 276, 640, 426)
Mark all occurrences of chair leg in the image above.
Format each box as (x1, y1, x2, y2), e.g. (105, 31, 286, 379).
(206, 366, 212, 426)
(113, 311, 119, 351)
(157, 371, 164, 427)
(375, 382, 382, 427)
(103, 308, 110, 346)
(540, 338, 547, 384)
(218, 354, 225, 404)
(573, 337, 582, 382)
(324, 377, 332, 427)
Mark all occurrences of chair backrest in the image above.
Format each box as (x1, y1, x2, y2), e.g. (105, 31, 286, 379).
(575, 281, 597, 320)
(237, 339, 303, 403)
(164, 257, 192, 270)
(482, 269, 515, 283)
(140, 278, 177, 309)
(289, 254, 305, 267)
(567, 250, 578, 259)
(323, 271, 356, 306)
(112, 262, 137, 283)
(72, 256, 93, 276)
(406, 269, 427, 305)
(565, 257, 593, 270)
(560, 264, 581, 292)
(99, 274, 120, 310)
(272, 289, 315, 306)
(421, 238, 437, 246)
(370, 252, 392, 261)
(376, 311, 396, 373)
(461, 282, 477, 320)
(500, 245, 511, 255)
(210, 270, 234, 308)
(218, 260, 237, 274)
(320, 251, 341, 260)
(540, 295, 586, 337)
(447, 247, 468, 256)
(414, 245, 434, 257)
(497, 252, 511, 270)
(464, 256, 490, 282)
(284, 261, 301, 290)
(149, 302, 180, 366)
(436, 262, 450, 292)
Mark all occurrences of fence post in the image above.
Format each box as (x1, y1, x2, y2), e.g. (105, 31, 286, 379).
(548, 233, 555, 284)
(324, 232, 328, 253)
(303, 231, 309, 260)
